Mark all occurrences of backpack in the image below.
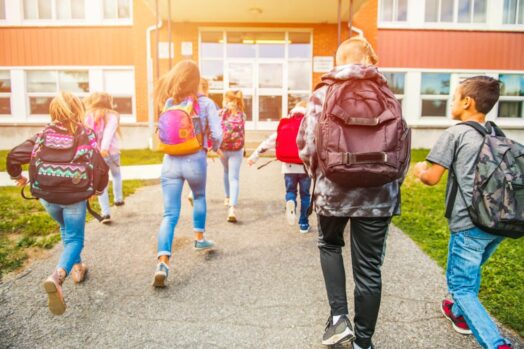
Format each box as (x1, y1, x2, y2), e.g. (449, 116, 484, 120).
(315, 74, 411, 188)
(157, 97, 203, 155)
(276, 114, 304, 164)
(220, 110, 245, 151)
(445, 121, 524, 239)
(28, 123, 109, 205)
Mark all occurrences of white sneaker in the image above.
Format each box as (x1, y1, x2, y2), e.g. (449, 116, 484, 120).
(227, 206, 237, 223)
(224, 198, 230, 206)
(285, 200, 296, 226)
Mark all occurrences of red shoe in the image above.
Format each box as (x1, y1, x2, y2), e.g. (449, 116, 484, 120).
(497, 345, 512, 349)
(441, 299, 472, 335)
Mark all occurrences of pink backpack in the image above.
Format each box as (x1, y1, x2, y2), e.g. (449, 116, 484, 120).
(220, 110, 245, 151)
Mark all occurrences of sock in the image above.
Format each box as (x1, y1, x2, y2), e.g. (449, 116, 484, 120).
(195, 232, 204, 241)
(333, 315, 344, 323)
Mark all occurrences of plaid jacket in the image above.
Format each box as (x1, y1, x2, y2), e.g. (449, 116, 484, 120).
(296, 64, 401, 217)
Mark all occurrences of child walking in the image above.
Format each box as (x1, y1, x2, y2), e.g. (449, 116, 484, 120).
(153, 60, 222, 287)
(84, 92, 123, 224)
(7, 91, 109, 315)
(414, 76, 514, 349)
(219, 90, 246, 223)
(247, 101, 311, 233)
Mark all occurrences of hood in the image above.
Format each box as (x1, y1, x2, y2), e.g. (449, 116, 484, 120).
(323, 64, 386, 84)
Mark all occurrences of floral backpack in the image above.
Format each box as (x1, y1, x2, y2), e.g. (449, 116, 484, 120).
(220, 109, 245, 151)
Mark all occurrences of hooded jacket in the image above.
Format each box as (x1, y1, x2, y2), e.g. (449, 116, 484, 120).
(297, 64, 401, 217)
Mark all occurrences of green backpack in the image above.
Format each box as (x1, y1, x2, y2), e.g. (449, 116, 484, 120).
(446, 121, 524, 239)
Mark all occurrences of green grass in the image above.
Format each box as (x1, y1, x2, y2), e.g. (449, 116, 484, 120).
(0, 179, 158, 280)
(394, 149, 524, 337)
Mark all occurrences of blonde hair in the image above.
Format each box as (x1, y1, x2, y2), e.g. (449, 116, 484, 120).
(155, 60, 200, 115)
(223, 90, 244, 113)
(336, 36, 378, 66)
(49, 91, 85, 134)
(83, 91, 121, 137)
(295, 100, 307, 108)
(199, 78, 209, 96)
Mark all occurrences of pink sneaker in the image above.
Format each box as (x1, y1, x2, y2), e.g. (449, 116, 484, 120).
(497, 344, 512, 349)
(441, 299, 472, 335)
(42, 269, 66, 315)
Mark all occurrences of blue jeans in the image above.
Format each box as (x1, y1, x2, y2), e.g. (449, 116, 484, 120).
(284, 174, 311, 225)
(220, 149, 243, 206)
(157, 151, 207, 257)
(99, 153, 123, 216)
(40, 199, 87, 275)
(447, 227, 509, 349)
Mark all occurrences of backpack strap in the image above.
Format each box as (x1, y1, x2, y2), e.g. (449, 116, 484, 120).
(87, 201, 103, 222)
(460, 121, 489, 136)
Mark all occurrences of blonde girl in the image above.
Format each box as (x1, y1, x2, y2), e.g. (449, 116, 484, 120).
(218, 90, 246, 222)
(7, 91, 108, 315)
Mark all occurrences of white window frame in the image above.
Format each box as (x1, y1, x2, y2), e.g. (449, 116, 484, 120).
(198, 28, 313, 131)
(378, 0, 524, 31)
(497, 73, 524, 119)
(1, 0, 132, 26)
(101, 0, 133, 24)
(22, 0, 85, 21)
(26, 69, 90, 118)
(101, 68, 136, 123)
(378, 0, 408, 23)
(0, 70, 12, 116)
(502, 0, 524, 24)
(419, 72, 452, 119)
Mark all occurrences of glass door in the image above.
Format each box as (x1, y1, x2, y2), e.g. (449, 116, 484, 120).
(226, 61, 255, 129)
(256, 61, 285, 129)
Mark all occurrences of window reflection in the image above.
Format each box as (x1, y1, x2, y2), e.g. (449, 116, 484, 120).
(259, 64, 282, 89)
(259, 95, 282, 121)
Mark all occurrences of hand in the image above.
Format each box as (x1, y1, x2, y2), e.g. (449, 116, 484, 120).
(413, 161, 429, 179)
(216, 149, 225, 159)
(100, 150, 109, 157)
(14, 176, 28, 187)
(247, 159, 255, 166)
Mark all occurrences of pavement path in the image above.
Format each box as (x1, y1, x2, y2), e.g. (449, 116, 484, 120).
(0, 161, 522, 348)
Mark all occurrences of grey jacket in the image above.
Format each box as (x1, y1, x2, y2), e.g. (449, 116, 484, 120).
(296, 64, 401, 217)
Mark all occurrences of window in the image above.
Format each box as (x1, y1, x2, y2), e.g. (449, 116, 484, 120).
(103, 0, 130, 19)
(288, 32, 311, 58)
(0, 71, 11, 115)
(498, 74, 524, 118)
(23, 0, 85, 20)
(380, 0, 408, 22)
(0, 0, 5, 20)
(26, 70, 89, 115)
(425, 0, 486, 23)
(503, 0, 524, 24)
(383, 72, 405, 102)
(421, 73, 450, 117)
(103, 70, 134, 116)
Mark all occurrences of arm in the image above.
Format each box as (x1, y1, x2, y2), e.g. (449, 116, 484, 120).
(206, 100, 223, 152)
(248, 132, 277, 165)
(414, 162, 447, 186)
(100, 113, 118, 155)
(7, 136, 36, 183)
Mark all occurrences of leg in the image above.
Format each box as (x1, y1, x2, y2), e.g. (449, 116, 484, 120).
(184, 151, 208, 234)
(157, 157, 184, 259)
(298, 174, 311, 226)
(350, 217, 391, 349)
(109, 154, 123, 203)
(447, 228, 507, 349)
(220, 152, 230, 199)
(57, 201, 88, 275)
(284, 174, 298, 204)
(228, 149, 243, 207)
(318, 214, 350, 316)
(98, 186, 111, 216)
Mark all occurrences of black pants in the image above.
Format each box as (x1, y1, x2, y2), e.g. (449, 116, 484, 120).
(318, 214, 391, 349)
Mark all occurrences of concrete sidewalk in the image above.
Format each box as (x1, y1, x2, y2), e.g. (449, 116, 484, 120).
(0, 161, 522, 348)
(0, 164, 163, 186)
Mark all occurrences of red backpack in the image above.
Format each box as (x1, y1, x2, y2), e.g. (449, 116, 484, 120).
(276, 113, 304, 164)
(315, 73, 411, 188)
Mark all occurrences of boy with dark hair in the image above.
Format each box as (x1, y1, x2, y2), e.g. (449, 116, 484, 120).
(414, 76, 512, 349)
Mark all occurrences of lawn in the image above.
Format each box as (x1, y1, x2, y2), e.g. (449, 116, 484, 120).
(0, 179, 158, 280)
(394, 149, 524, 337)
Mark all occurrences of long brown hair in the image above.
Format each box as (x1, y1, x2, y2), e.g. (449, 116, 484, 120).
(155, 60, 200, 115)
(49, 91, 85, 134)
(83, 92, 121, 137)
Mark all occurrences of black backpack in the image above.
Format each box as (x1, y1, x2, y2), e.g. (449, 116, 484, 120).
(26, 123, 109, 208)
(446, 121, 524, 238)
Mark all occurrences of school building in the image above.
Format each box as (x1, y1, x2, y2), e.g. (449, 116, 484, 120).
(0, 0, 523, 149)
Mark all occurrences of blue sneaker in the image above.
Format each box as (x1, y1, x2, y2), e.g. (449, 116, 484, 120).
(194, 239, 214, 250)
(299, 223, 310, 234)
(152, 262, 169, 288)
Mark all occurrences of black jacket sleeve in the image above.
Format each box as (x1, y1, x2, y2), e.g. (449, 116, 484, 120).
(6, 136, 37, 179)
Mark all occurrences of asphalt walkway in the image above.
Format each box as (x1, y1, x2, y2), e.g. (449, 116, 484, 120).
(0, 161, 522, 348)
